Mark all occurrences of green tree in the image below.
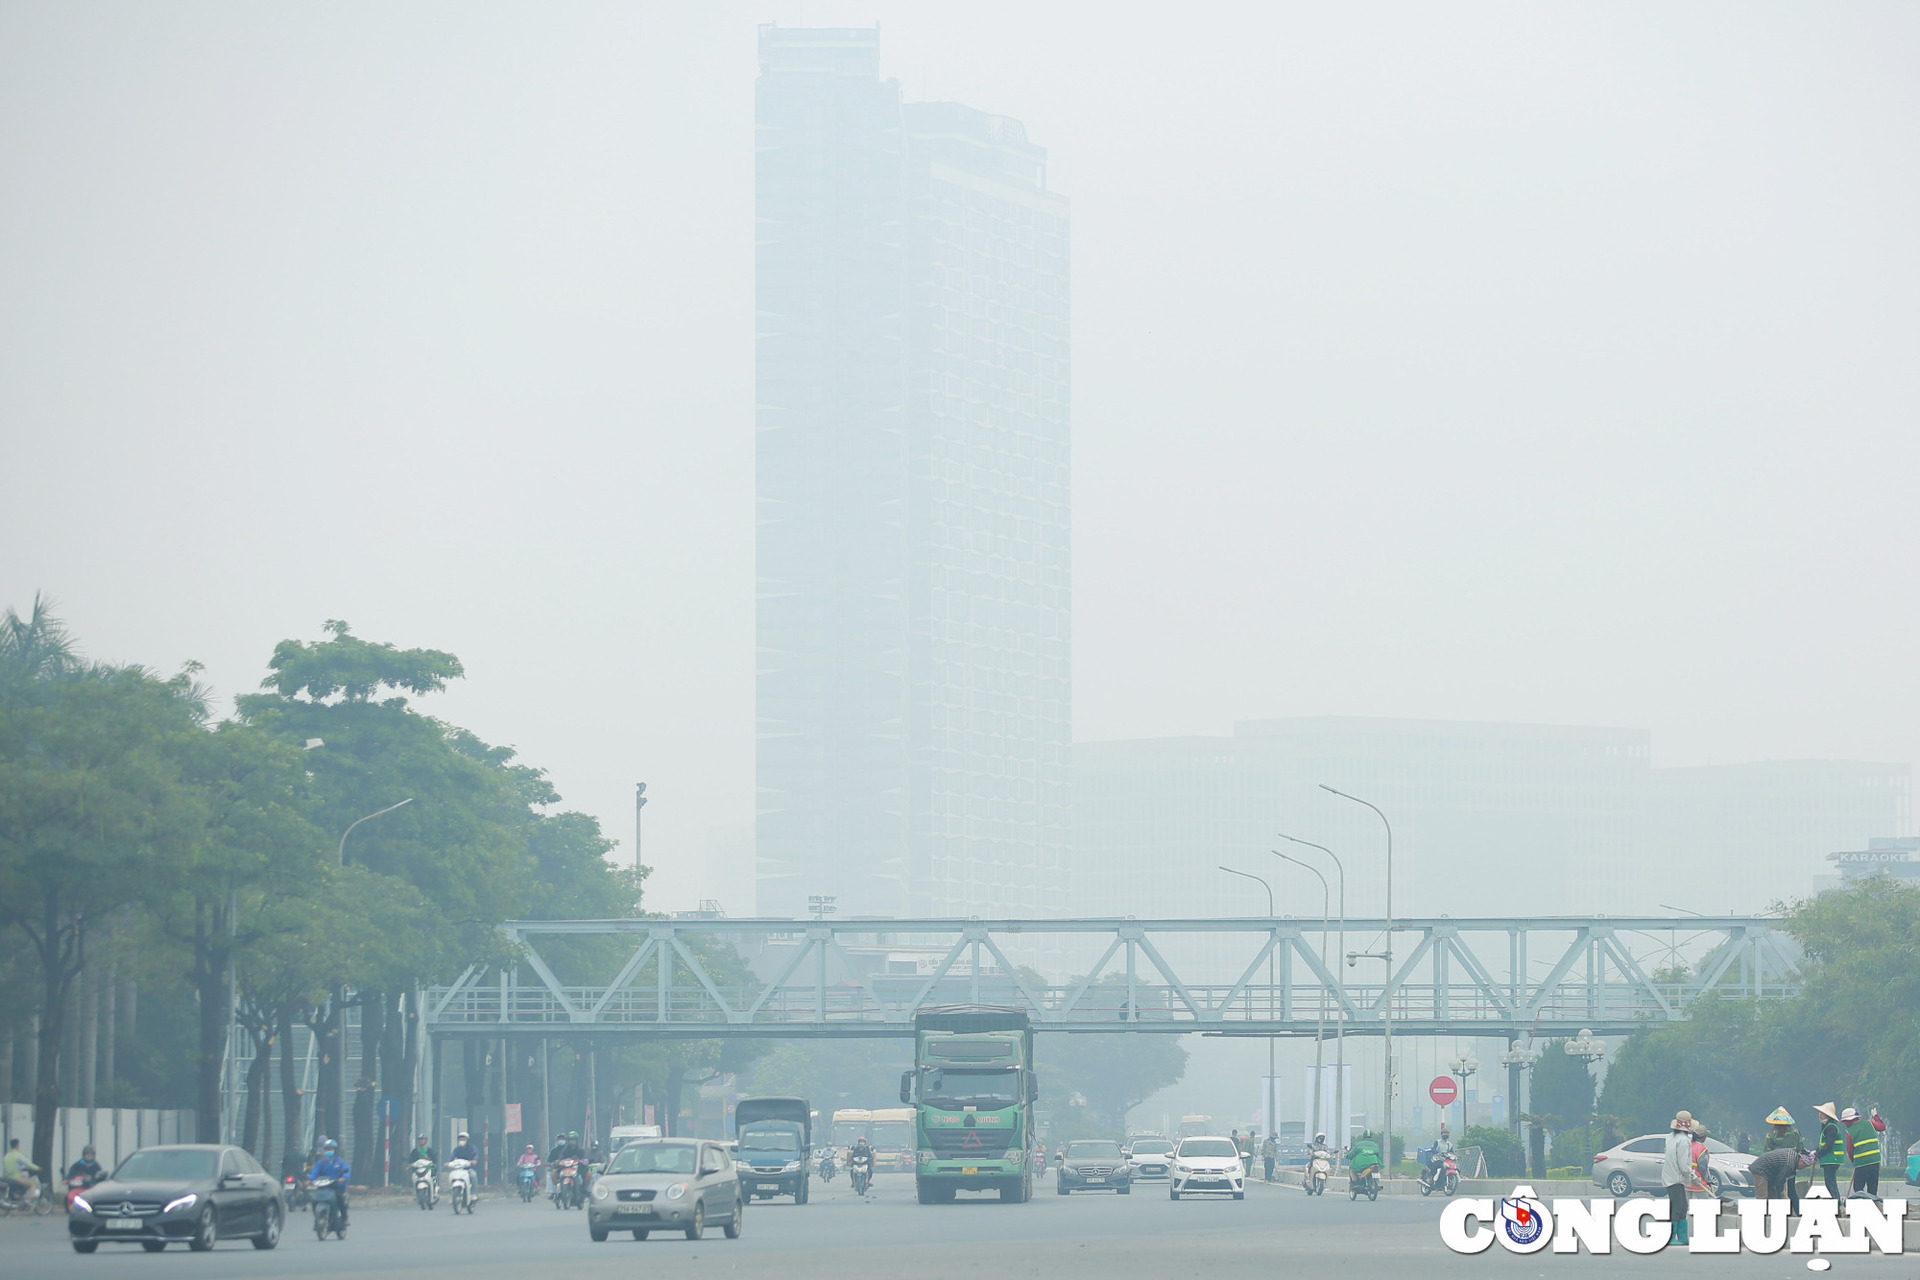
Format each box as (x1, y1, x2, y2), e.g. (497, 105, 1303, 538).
(0, 598, 205, 1174)
(1463, 1123, 1525, 1176)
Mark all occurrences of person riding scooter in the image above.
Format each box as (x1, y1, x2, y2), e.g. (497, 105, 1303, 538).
(1422, 1126, 1455, 1186)
(307, 1138, 352, 1228)
(848, 1137, 875, 1192)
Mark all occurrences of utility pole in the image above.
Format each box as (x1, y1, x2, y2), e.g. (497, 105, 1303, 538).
(1322, 785, 1393, 1161)
(634, 783, 648, 877)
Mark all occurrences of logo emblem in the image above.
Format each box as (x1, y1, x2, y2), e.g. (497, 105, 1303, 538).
(1497, 1195, 1552, 1252)
(119, 1202, 134, 1216)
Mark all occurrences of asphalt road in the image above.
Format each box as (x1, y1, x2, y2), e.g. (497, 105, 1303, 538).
(1, 1173, 1895, 1278)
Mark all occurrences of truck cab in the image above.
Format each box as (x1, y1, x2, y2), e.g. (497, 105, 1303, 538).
(901, 1009, 1038, 1204)
(733, 1096, 812, 1204)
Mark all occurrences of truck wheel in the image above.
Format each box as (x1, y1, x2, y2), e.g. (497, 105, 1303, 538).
(796, 1179, 808, 1206)
(1057, 1181, 1069, 1195)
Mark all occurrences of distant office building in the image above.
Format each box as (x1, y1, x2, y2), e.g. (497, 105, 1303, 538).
(1073, 722, 1912, 926)
(755, 26, 1071, 920)
(1653, 762, 1913, 909)
(1074, 717, 1651, 922)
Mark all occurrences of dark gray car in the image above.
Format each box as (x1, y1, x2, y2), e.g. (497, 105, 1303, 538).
(67, 1144, 284, 1253)
(587, 1138, 743, 1242)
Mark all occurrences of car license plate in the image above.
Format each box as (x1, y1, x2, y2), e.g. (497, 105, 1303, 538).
(107, 1217, 141, 1230)
(758, 1183, 781, 1190)
(1085, 1176, 1105, 1183)
(962, 1166, 977, 1175)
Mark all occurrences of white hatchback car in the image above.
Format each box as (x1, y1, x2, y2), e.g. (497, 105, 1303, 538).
(1169, 1136, 1245, 1200)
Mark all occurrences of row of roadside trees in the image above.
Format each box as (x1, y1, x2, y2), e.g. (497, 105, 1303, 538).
(0, 600, 647, 1181)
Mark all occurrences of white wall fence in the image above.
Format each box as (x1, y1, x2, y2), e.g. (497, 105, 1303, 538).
(2, 1105, 198, 1175)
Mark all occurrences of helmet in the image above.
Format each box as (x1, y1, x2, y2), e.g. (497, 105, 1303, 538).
(83, 1145, 96, 1158)
(323, 1138, 338, 1152)
(416, 1134, 428, 1144)
(1314, 1132, 1326, 1143)
(525, 1145, 536, 1154)
(569, 1131, 580, 1141)
(458, 1131, 469, 1142)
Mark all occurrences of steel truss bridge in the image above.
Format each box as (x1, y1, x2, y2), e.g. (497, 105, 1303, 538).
(422, 914, 1798, 1041)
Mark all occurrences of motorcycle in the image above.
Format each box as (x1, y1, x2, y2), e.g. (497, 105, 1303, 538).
(283, 1174, 310, 1209)
(1419, 1151, 1460, 1198)
(1349, 1163, 1381, 1202)
(66, 1173, 98, 1210)
(517, 1164, 540, 1202)
(446, 1157, 476, 1214)
(1306, 1149, 1333, 1196)
(309, 1177, 346, 1239)
(552, 1157, 584, 1209)
(0, 1174, 51, 1216)
(410, 1157, 439, 1211)
(817, 1149, 838, 1183)
(849, 1160, 873, 1195)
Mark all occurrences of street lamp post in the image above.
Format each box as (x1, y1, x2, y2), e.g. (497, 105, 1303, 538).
(1219, 866, 1277, 1149)
(1320, 785, 1393, 1159)
(339, 797, 414, 866)
(1447, 1052, 1479, 1137)
(1498, 1041, 1542, 1137)
(1277, 834, 1347, 1143)
(1270, 850, 1330, 1143)
(329, 797, 414, 1145)
(1565, 1028, 1607, 1169)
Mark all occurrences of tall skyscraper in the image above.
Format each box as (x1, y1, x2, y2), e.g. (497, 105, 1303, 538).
(755, 27, 1070, 921)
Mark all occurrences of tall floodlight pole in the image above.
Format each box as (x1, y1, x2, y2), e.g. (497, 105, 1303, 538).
(1320, 784, 1393, 1158)
(1278, 834, 1347, 1140)
(1272, 850, 1330, 1144)
(1219, 867, 1277, 1145)
(333, 796, 413, 1144)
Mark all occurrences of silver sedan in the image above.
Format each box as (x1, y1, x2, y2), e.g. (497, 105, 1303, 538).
(586, 1138, 744, 1243)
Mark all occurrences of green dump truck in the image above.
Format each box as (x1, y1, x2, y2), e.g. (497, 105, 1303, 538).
(900, 1008, 1037, 1204)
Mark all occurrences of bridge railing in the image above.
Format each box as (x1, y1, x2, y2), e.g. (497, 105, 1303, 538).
(422, 913, 1798, 1037)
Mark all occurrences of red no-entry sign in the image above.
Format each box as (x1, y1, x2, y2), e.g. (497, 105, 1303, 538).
(1429, 1076, 1458, 1107)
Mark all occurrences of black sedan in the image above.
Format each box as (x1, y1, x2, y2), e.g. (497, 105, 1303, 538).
(68, 1144, 284, 1253)
(1056, 1140, 1133, 1195)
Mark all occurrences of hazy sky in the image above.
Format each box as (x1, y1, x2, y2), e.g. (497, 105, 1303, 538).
(4, 3, 1916, 913)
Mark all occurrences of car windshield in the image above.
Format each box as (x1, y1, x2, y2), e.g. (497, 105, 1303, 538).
(1069, 1142, 1122, 1159)
(1132, 1140, 1174, 1155)
(1179, 1139, 1237, 1158)
(115, 1149, 219, 1182)
(871, 1121, 912, 1149)
(604, 1143, 697, 1175)
(738, 1126, 800, 1153)
(923, 1067, 1020, 1107)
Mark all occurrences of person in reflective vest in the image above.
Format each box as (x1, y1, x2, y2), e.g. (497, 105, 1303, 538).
(1842, 1106, 1884, 1200)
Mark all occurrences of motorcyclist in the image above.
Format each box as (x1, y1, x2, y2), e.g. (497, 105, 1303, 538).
(550, 1131, 585, 1163)
(848, 1137, 875, 1189)
(516, 1144, 542, 1172)
(449, 1130, 480, 1165)
(66, 1145, 106, 1186)
(4, 1137, 43, 1204)
(307, 1138, 352, 1227)
(1424, 1126, 1455, 1185)
(1347, 1134, 1383, 1189)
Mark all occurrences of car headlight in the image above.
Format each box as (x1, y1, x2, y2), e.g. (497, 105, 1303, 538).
(591, 1183, 610, 1200)
(667, 1182, 688, 1200)
(71, 1195, 92, 1215)
(1173, 1163, 1188, 1175)
(1006, 1149, 1024, 1165)
(163, 1194, 197, 1214)
(918, 1150, 934, 1166)
(781, 1161, 802, 1173)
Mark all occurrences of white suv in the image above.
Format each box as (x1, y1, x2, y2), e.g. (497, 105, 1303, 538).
(1169, 1137, 1245, 1200)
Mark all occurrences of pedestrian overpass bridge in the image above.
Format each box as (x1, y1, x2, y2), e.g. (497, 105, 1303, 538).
(421, 913, 1797, 1041)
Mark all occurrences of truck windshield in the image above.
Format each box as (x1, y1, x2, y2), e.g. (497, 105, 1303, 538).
(924, 1067, 1020, 1107)
(738, 1126, 800, 1152)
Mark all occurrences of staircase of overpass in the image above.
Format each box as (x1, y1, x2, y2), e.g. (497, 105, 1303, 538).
(421, 914, 1798, 1041)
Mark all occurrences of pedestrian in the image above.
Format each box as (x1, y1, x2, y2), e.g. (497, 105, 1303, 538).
(1748, 1142, 1805, 1217)
(1763, 1106, 1803, 1153)
(1813, 1102, 1845, 1199)
(1691, 1121, 1727, 1214)
(1260, 1132, 1278, 1182)
(1842, 1107, 1884, 1200)
(1661, 1110, 1696, 1247)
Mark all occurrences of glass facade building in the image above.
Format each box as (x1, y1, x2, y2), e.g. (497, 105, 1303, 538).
(755, 27, 1070, 920)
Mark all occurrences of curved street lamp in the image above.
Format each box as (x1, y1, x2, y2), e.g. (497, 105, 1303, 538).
(1219, 866, 1278, 1147)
